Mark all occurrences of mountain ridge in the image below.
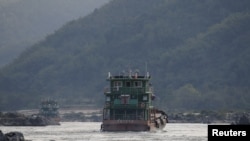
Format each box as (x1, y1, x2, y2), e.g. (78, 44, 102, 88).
(0, 0, 250, 111)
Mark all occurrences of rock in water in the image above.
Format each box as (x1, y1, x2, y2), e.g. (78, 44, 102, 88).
(237, 114, 250, 125)
(0, 130, 7, 141)
(5, 132, 25, 141)
(0, 131, 25, 141)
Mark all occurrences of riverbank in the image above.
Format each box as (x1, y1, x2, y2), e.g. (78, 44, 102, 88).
(1, 109, 249, 124)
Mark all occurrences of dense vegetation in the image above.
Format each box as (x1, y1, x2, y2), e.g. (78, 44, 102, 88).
(0, 0, 250, 112)
(0, 0, 109, 67)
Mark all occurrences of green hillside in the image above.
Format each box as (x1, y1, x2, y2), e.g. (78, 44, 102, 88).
(0, 0, 250, 112)
(0, 0, 109, 67)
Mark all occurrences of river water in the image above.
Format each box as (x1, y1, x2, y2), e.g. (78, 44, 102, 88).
(1, 122, 208, 141)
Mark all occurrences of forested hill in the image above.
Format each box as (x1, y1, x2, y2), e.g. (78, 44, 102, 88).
(0, 0, 109, 67)
(0, 0, 250, 111)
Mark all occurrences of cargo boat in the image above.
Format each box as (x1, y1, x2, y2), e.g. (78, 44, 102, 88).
(38, 99, 61, 125)
(101, 70, 168, 131)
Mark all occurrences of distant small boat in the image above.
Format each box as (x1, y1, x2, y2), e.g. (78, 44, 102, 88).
(101, 70, 168, 131)
(0, 99, 61, 126)
(38, 99, 61, 125)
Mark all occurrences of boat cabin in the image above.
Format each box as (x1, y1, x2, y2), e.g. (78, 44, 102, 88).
(103, 71, 155, 122)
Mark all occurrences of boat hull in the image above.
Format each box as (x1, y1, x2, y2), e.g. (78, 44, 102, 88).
(101, 120, 166, 131)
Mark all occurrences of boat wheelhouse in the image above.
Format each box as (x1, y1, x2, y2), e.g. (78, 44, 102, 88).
(101, 70, 168, 131)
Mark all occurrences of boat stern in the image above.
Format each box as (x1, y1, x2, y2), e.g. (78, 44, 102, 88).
(101, 120, 150, 131)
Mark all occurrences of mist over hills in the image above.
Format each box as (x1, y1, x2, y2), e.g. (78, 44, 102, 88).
(0, 0, 250, 112)
(0, 0, 110, 67)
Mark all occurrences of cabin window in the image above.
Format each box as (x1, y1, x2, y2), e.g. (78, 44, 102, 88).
(113, 81, 122, 87)
(134, 81, 142, 87)
(143, 95, 148, 101)
(106, 96, 110, 101)
(125, 81, 131, 87)
(113, 81, 122, 91)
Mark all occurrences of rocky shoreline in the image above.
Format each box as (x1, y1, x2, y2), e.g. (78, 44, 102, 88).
(167, 111, 250, 124)
(1, 110, 250, 125)
(0, 112, 60, 126)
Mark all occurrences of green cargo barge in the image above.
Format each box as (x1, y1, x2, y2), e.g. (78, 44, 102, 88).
(101, 70, 168, 131)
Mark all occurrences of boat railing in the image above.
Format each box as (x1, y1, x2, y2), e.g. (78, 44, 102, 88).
(40, 105, 59, 109)
(104, 87, 153, 94)
(109, 102, 149, 108)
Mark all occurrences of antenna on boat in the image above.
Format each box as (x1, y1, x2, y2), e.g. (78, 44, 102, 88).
(135, 69, 139, 79)
(145, 62, 148, 78)
(108, 72, 111, 78)
(147, 72, 150, 78)
(127, 62, 132, 78)
(129, 69, 132, 78)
